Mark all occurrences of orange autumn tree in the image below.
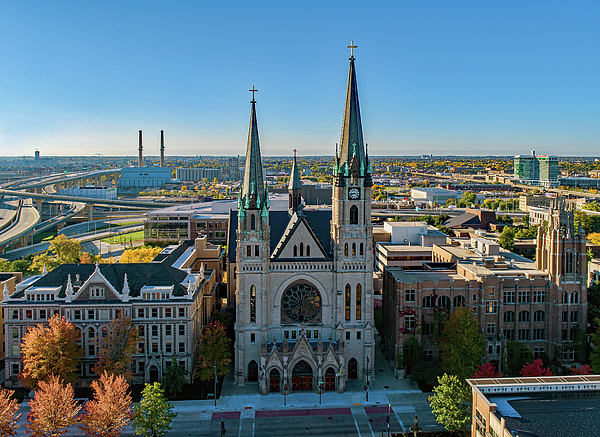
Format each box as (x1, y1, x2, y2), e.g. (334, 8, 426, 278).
(93, 318, 140, 379)
(26, 375, 81, 437)
(79, 372, 132, 437)
(0, 387, 21, 437)
(20, 315, 83, 389)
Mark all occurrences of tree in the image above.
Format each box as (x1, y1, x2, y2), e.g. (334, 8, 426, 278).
(25, 375, 81, 437)
(590, 319, 600, 373)
(93, 318, 140, 379)
(195, 321, 231, 382)
(519, 359, 553, 377)
(20, 315, 83, 389)
(79, 372, 132, 437)
(132, 383, 176, 437)
(429, 374, 471, 433)
(0, 388, 21, 437)
(162, 357, 187, 397)
(472, 362, 501, 379)
(119, 247, 162, 263)
(49, 235, 82, 264)
(440, 306, 486, 381)
(569, 365, 593, 375)
(498, 226, 516, 251)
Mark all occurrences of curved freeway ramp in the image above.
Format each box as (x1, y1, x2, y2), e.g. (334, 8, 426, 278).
(0, 199, 40, 250)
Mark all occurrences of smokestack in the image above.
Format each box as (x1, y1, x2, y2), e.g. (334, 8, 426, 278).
(138, 130, 143, 167)
(160, 130, 165, 167)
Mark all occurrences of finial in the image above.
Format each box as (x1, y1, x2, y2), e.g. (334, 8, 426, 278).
(347, 40, 357, 59)
(249, 86, 258, 103)
(293, 149, 297, 158)
(42, 264, 47, 275)
(3, 283, 9, 302)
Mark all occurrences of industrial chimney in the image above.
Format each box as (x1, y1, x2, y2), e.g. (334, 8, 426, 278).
(160, 130, 165, 167)
(138, 130, 143, 167)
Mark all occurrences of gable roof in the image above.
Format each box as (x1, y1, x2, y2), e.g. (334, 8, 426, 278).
(443, 213, 480, 229)
(271, 213, 330, 260)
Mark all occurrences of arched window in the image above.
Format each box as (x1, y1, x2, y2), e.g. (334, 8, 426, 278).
(519, 311, 530, 322)
(571, 291, 579, 304)
(306, 245, 310, 257)
(423, 296, 433, 308)
(250, 285, 256, 323)
(439, 296, 451, 309)
(352, 243, 356, 257)
(563, 291, 569, 304)
(300, 243, 304, 257)
(360, 243, 364, 256)
(356, 284, 362, 320)
(247, 245, 251, 257)
(294, 245, 297, 257)
(453, 296, 465, 307)
(350, 205, 358, 225)
(504, 311, 515, 323)
(345, 284, 351, 321)
(344, 243, 348, 257)
(534, 310, 545, 322)
(251, 214, 256, 231)
(248, 360, 258, 382)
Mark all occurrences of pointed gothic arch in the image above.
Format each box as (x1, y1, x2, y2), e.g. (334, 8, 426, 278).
(360, 243, 364, 256)
(250, 285, 256, 323)
(350, 205, 358, 225)
(345, 284, 351, 321)
(348, 358, 358, 379)
(251, 214, 256, 231)
(356, 284, 362, 320)
(344, 243, 348, 257)
(248, 360, 259, 382)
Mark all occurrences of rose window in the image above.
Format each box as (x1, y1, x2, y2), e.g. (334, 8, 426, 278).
(281, 282, 321, 323)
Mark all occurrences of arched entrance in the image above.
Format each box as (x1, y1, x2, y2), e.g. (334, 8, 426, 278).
(149, 366, 159, 383)
(292, 361, 313, 391)
(269, 369, 280, 393)
(248, 360, 259, 382)
(325, 367, 336, 391)
(348, 358, 358, 379)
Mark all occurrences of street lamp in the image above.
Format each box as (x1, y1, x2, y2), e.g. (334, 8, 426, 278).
(410, 415, 421, 437)
(318, 381, 323, 405)
(284, 383, 288, 406)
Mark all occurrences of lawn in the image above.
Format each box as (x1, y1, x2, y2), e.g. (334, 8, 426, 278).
(101, 230, 144, 244)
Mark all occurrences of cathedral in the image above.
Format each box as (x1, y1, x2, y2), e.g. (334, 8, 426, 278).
(228, 49, 374, 394)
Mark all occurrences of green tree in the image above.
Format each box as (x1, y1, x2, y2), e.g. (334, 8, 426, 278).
(590, 318, 600, 374)
(429, 373, 471, 433)
(133, 383, 177, 437)
(48, 234, 82, 264)
(498, 226, 516, 251)
(440, 306, 486, 381)
(195, 321, 231, 382)
(162, 357, 187, 397)
(457, 191, 476, 208)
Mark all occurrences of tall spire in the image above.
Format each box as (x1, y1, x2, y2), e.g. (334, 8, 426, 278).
(338, 41, 365, 173)
(288, 149, 303, 214)
(240, 87, 267, 210)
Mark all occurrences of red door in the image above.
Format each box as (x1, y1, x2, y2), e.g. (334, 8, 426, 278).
(325, 368, 336, 391)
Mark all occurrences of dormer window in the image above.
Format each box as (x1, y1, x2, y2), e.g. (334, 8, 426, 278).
(90, 286, 105, 299)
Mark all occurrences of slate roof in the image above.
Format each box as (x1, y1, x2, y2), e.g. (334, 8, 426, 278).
(13, 262, 189, 299)
(443, 213, 480, 229)
(228, 209, 333, 262)
(151, 240, 194, 265)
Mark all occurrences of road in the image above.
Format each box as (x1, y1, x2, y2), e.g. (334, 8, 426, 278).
(0, 198, 20, 232)
(0, 199, 40, 248)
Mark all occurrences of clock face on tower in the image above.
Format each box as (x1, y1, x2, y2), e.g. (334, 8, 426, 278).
(349, 188, 360, 200)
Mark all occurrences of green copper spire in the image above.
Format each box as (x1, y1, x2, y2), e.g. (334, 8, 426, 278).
(240, 88, 267, 210)
(288, 149, 303, 214)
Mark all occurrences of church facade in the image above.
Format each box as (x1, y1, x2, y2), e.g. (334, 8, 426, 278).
(230, 51, 374, 394)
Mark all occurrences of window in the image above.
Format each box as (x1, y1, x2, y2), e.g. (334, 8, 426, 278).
(294, 245, 297, 257)
(137, 308, 144, 318)
(563, 292, 569, 304)
(488, 287, 495, 296)
(25, 310, 32, 320)
(152, 326, 158, 337)
(292, 330, 297, 340)
(350, 205, 358, 224)
(250, 333, 255, 343)
(165, 325, 172, 336)
(439, 296, 451, 309)
(503, 290, 515, 303)
(139, 343, 145, 353)
(485, 300, 498, 314)
(422, 350, 434, 362)
(306, 245, 310, 256)
(504, 311, 515, 323)
(346, 331, 351, 340)
(453, 295, 465, 307)
(344, 243, 348, 257)
(88, 344, 95, 356)
(313, 330, 318, 339)
(250, 285, 256, 323)
(423, 296, 433, 308)
(486, 323, 495, 335)
(352, 243, 356, 257)
(571, 311, 578, 323)
(100, 309, 109, 320)
(178, 325, 185, 336)
(534, 329, 545, 340)
(138, 361, 145, 373)
(152, 343, 159, 354)
(11, 310, 18, 320)
(284, 330, 289, 339)
(306, 330, 311, 339)
(534, 347, 544, 359)
(87, 309, 95, 320)
(151, 308, 158, 318)
(90, 286, 104, 299)
(405, 290, 416, 303)
(518, 329, 530, 340)
(534, 310, 545, 322)
(561, 349, 576, 361)
(251, 214, 255, 231)
(11, 364, 19, 376)
(345, 284, 351, 321)
(179, 308, 185, 318)
(518, 290, 530, 303)
(356, 284, 362, 320)
(562, 311, 569, 323)
(255, 245, 259, 257)
(505, 329, 515, 340)
(571, 291, 579, 304)
(405, 315, 415, 330)
(519, 311, 530, 322)
(533, 290, 545, 303)
(360, 243, 364, 256)
(562, 329, 568, 341)
(138, 326, 145, 337)
(12, 327, 18, 339)
(356, 331, 361, 340)
(300, 243, 303, 257)
(39, 309, 46, 320)
(12, 344, 20, 357)
(472, 294, 477, 302)
(424, 323, 434, 336)
(179, 342, 185, 354)
(165, 308, 172, 318)
(166, 342, 172, 353)
(247, 245, 251, 257)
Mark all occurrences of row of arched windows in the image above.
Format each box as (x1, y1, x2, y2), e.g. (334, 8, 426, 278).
(345, 284, 362, 321)
(503, 310, 545, 323)
(562, 291, 579, 304)
(423, 295, 451, 308)
(293, 243, 310, 257)
(344, 242, 364, 257)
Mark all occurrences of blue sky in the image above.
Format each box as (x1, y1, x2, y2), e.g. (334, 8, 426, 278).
(1, 1, 599, 157)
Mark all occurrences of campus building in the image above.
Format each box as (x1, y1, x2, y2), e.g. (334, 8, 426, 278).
(2, 237, 223, 388)
(513, 151, 559, 187)
(176, 167, 223, 182)
(229, 50, 374, 395)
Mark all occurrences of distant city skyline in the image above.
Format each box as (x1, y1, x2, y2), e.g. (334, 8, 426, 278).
(1, 1, 598, 157)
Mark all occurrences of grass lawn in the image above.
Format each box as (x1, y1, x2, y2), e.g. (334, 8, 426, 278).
(33, 229, 57, 244)
(101, 230, 144, 244)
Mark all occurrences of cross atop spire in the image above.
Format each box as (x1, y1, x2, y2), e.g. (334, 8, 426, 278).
(249, 86, 258, 102)
(347, 40, 357, 59)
